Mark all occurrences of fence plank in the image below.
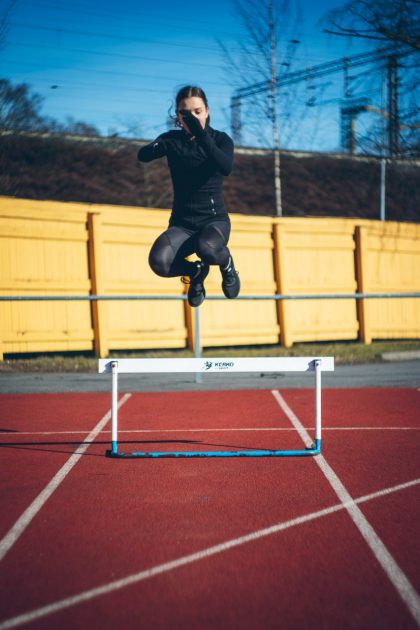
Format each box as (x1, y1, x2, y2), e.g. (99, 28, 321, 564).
(274, 218, 359, 346)
(0, 198, 94, 357)
(356, 222, 420, 341)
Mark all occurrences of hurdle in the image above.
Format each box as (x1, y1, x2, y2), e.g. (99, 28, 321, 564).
(98, 357, 334, 458)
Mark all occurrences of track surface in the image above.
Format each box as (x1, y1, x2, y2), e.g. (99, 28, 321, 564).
(0, 387, 419, 629)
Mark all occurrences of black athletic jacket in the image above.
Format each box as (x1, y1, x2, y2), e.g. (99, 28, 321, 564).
(138, 127, 234, 228)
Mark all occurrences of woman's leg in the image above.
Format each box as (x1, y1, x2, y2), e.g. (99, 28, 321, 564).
(148, 226, 198, 277)
(148, 220, 239, 304)
(195, 220, 231, 267)
(196, 220, 240, 299)
(149, 225, 210, 307)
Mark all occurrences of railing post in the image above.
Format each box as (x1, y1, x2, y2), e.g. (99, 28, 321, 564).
(273, 222, 292, 347)
(355, 226, 372, 344)
(87, 213, 109, 357)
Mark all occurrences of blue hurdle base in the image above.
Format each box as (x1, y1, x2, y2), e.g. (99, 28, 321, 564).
(106, 439, 321, 458)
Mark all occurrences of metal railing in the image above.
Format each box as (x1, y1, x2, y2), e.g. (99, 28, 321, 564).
(1, 293, 419, 302)
(1, 292, 419, 375)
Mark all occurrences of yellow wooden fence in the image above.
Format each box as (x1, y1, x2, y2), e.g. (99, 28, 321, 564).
(0, 199, 93, 357)
(273, 219, 359, 347)
(355, 222, 420, 343)
(1, 196, 419, 359)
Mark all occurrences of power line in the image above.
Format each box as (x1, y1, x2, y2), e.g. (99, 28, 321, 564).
(9, 21, 230, 54)
(235, 46, 414, 98)
(18, 0, 237, 33)
(4, 40, 225, 68)
(19, 0, 363, 47)
(2, 60, 229, 88)
(8, 20, 340, 63)
(4, 39, 369, 98)
(3, 76, 230, 106)
(29, 82, 231, 105)
(10, 84, 230, 112)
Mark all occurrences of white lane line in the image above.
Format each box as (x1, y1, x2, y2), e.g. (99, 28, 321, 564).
(1, 426, 419, 436)
(0, 394, 131, 564)
(0, 478, 419, 630)
(271, 389, 420, 627)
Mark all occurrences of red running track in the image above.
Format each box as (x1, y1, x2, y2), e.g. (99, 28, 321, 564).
(0, 388, 419, 629)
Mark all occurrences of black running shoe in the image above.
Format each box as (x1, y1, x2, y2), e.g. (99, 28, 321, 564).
(221, 257, 240, 299)
(182, 261, 210, 307)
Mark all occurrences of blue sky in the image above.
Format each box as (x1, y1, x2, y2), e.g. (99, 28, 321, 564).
(1, 0, 379, 151)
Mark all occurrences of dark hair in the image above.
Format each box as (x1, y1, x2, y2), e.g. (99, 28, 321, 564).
(176, 85, 208, 109)
(171, 85, 210, 128)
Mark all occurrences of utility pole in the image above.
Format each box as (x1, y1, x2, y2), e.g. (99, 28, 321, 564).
(231, 95, 242, 146)
(269, 0, 283, 216)
(387, 55, 399, 157)
(380, 70, 387, 221)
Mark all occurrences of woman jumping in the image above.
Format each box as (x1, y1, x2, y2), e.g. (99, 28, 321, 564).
(138, 85, 240, 307)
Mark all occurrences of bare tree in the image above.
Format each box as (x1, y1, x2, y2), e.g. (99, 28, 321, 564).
(0, 79, 45, 130)
(322, 0, 420, 157)
(323, 0, 420, 51)
(219, 0, 302, 215)
(60, 117, 99, 136)
(114, 115, 144, 139)
(0, 78, 102, 136)
(220, 0, 302, 146)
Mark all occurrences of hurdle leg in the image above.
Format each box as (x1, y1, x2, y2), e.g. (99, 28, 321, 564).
(315, 359, 321, 452)
(194, 308, 202, 384)
(111, 360, 119, 455)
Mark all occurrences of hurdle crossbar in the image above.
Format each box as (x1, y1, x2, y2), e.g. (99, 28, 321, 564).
(98, 357, 334, 458)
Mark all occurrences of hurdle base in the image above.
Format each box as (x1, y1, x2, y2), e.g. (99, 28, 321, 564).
(106, 441, 321, 458)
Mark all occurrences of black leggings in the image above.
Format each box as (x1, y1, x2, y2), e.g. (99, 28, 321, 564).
(149, 220, 231, 278)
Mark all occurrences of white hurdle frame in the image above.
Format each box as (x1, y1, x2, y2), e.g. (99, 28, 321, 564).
(98, 357, 334, 458)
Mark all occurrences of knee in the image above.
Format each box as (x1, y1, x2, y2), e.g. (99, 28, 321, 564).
(148, 247, 171, 277)
(197, 241, 229, 265)
(196, 239, 224, 265)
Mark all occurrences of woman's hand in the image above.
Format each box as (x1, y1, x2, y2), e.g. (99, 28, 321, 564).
(181, 111, 205, 138)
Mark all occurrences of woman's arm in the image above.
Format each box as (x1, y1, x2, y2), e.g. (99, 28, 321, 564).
(137, 135, 168, 162)
(183, 113, 233, 175)
(198, 131, 234, 176)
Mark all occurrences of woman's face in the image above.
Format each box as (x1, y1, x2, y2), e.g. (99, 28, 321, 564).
(177, 96, 209, 133)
